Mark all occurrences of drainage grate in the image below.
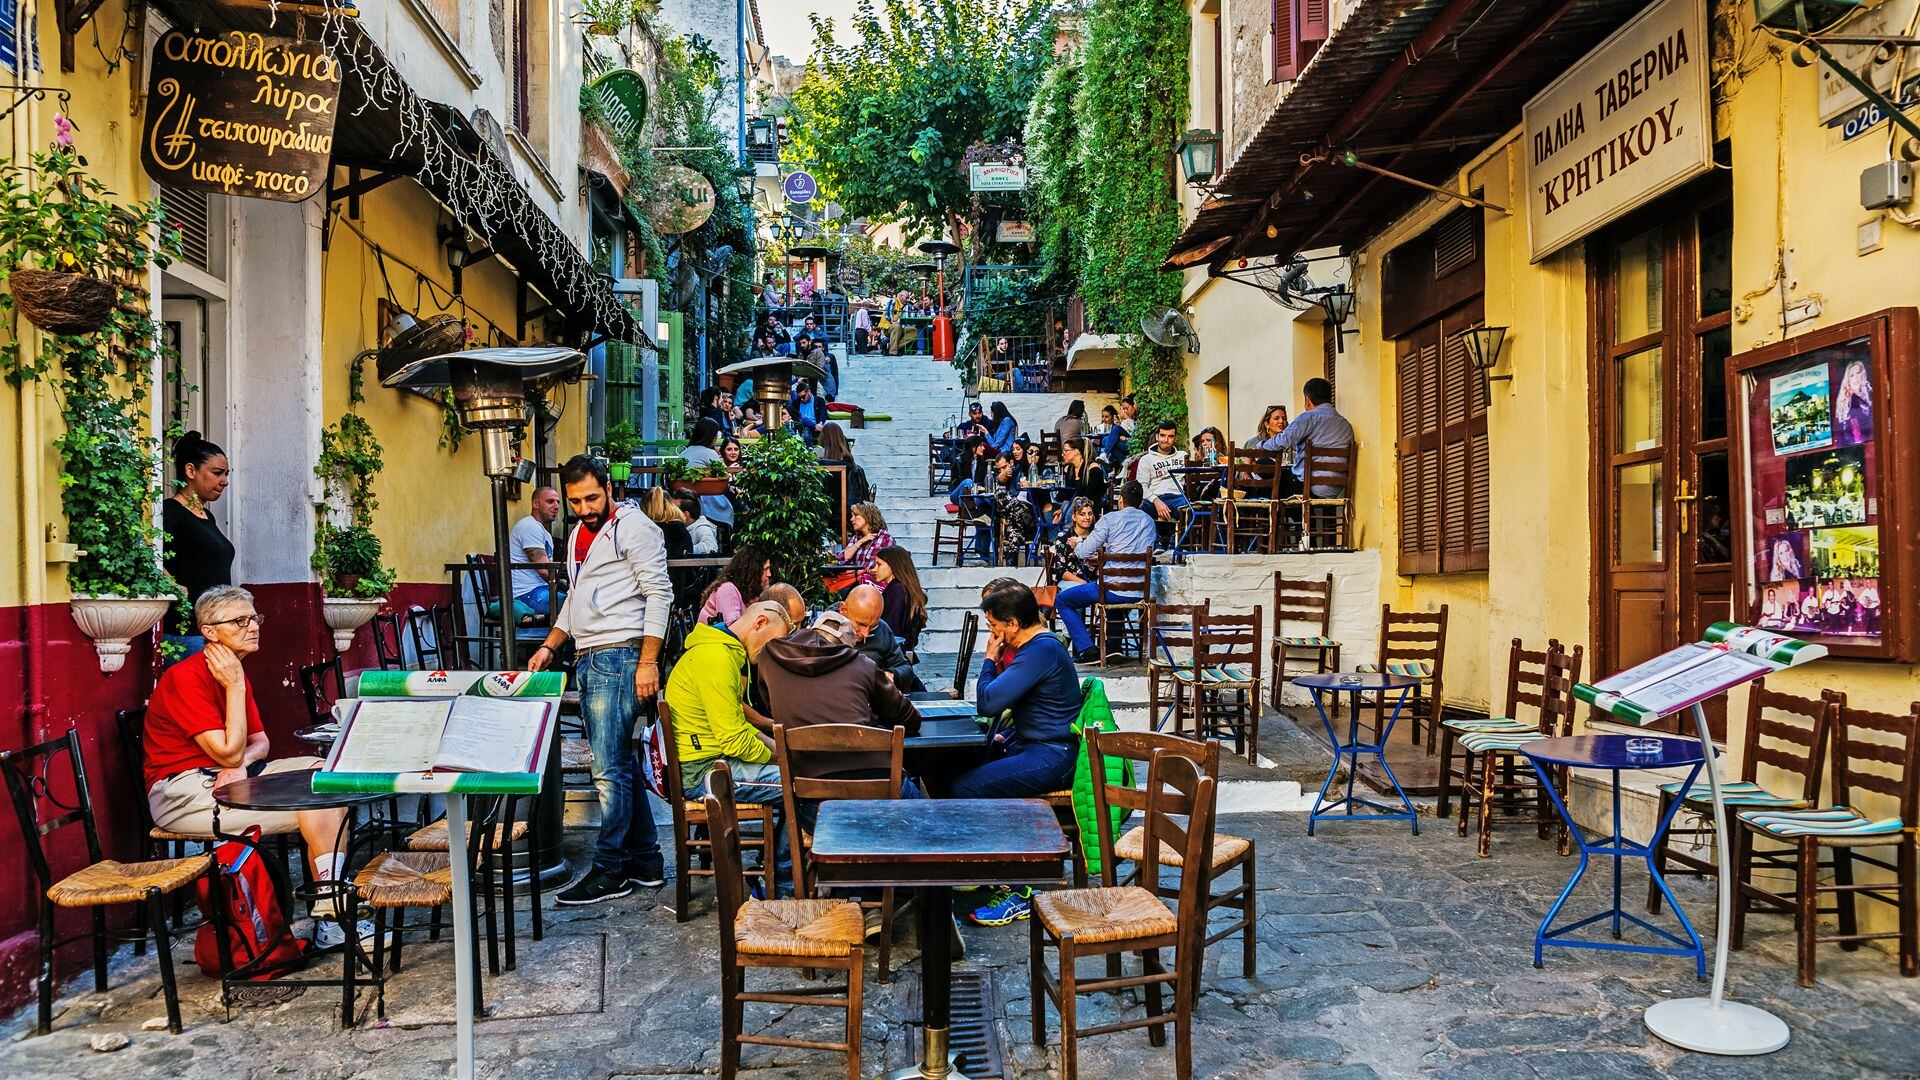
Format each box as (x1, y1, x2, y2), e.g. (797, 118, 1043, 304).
(904, 969, 1006, 1079)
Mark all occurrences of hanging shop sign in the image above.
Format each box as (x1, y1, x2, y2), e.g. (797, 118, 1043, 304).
(1521, 0, 1711, 261)
(968, 163, 1027, 192)
(652, 165, 717, 235)
(142, 30, 341, 202)
(995, 220, 1035, 243)
(782, 169, 818, 205)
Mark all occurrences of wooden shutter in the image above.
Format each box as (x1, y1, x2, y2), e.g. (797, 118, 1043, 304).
(1395, 300, 1489, 575)
(1271, 0, 1299, 82)
(1322, 319, 1336, 391)
(1396, 330, 1442, 575)
(513, 0, 532, 132)
(1295, 0, 1329, 71)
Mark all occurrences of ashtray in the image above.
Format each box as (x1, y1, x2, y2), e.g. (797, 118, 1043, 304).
(1625, 737, 1664, 757)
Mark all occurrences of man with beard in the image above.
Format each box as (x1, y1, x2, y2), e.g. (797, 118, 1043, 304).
(529, 455, 674, 905)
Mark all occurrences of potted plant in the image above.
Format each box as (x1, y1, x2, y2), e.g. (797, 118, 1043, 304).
(690, 458, 731, 496)
(313, 354, 395, 651)
(731, 429, 832, 602)
(601, 421, 640, 483)
(0, 146, 185, 670)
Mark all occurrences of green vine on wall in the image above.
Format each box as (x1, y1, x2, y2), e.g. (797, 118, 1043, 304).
(0, 147, 183, 599)
(313, 351, 396, 597)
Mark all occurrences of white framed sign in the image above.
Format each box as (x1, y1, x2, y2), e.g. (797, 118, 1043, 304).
(969, 163, 1027, 191)
(1523, 0, 1712, 262)
(996, 220, 1035, 242)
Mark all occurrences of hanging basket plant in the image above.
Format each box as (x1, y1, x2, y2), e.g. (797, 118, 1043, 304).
(8, 267, 116, 335)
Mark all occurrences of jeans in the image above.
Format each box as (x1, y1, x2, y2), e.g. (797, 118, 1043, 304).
(1057, 582, 1139, 654)
(577, 646, 665, 879)
(518, 584, 561, 616)
(951, 740, 1076, 799)
(685, 758, 792, 893)
(1153, 492, 1190, 518)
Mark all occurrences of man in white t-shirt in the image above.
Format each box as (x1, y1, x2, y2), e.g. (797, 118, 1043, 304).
(1138, 420, 1189, 520)
(509, 486, 562, 618)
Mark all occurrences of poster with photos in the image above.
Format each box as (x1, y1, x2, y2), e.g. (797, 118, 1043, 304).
(1785, 446, 1867, 528)
(1768, 363, 1833, 453)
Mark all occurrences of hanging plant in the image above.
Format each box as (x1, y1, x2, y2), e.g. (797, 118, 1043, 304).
(313, 352, 397, 598)
(0, 145, 182, 603)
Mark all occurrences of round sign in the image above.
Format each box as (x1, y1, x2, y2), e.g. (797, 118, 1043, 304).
(782, 170, 818, 205)
(652, 165, 716, 235)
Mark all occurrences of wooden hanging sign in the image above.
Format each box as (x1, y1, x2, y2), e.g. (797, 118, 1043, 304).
(142, 29, 341, 202)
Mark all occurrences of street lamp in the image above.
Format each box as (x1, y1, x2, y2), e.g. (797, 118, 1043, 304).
(1175, 129, 1222, 186)
(1460, 324, 1511, 405)
(1317, 286, 1357, 353)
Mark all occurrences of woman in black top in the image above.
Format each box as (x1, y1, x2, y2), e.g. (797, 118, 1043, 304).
(162, 432, 236, 650)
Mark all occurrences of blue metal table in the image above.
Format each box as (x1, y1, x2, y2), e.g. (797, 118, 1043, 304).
(1293, 671, 1423, 834)
(1521, 734, 1708, 976)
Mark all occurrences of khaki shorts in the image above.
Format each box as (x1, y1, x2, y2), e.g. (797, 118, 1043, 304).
(148, 756, 323, 837)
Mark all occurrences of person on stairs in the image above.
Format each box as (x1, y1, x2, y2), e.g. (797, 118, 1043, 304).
(1055, 481, 1157, 663)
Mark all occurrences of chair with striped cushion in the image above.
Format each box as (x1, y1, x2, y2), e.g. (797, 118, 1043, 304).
(1455, 642, 1582, 859)
(1146, 602, 1209, 735)
(1647, 682, 1832, 916)
(1268, 573, 1341, 710)
(1355, 605, 1448, 749)
(1732, 696, 1919, 987)
(1436, 639, 1556, 822)
(1175, 608, 1263, 763)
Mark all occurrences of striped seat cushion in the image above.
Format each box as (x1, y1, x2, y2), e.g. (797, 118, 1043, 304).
(1171, 663, 1256, 685)
(1356, 660, 1436, 678)
(1738, 807, 1906, 841)
(1458, 730, 1547, 755)
(1659, 779, 1804, 809)
(1441, 715, 1532, 734)
(1279, 636, 1338, 647)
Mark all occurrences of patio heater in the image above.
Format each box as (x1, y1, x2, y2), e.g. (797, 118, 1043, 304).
(383, 345, 587, 887)
(718, 352, 830, 434)
(919, 239, 960, 362)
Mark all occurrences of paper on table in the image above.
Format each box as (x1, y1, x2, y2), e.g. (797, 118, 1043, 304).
(1620, 650, 1773, 717)
(330, 699, 453, 774)
(432, 696, 545, 774)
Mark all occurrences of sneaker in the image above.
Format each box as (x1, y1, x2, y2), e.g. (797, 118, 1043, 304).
(622, 863, 667, 888)
(1074, 647, 1100, 664)
(556, 868, 635, 906)
(312, 919, 392, 950)
(967, 886, 1032, 926)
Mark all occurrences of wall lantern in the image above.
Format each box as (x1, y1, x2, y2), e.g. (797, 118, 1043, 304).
(1461, 324, 1511, 405)
(1175, 129, 1222, 186)
(1317, 286, 1357, 352)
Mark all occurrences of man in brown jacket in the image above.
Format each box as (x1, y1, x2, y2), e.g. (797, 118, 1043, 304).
(760, 610, 920, 779)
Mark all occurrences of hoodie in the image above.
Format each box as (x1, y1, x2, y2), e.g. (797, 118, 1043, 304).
(760, 629, 919, 779)
(664, 622, 764, 782)
(559, 502, 673, 649)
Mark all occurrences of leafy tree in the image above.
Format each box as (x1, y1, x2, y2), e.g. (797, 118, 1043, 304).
(787, 0, 1060, 233)
(1023, 49, 1085, 283)
(730, 430, 833, 602)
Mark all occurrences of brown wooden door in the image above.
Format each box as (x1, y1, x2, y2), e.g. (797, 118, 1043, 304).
(1592, 187, 1734, 734)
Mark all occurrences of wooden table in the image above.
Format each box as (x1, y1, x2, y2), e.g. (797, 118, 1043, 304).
(810, 799, 1067, 1079)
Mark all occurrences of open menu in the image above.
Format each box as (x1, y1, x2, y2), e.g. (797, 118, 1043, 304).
(323, 695, 554, 776)
(1574, 622, 1827, 725)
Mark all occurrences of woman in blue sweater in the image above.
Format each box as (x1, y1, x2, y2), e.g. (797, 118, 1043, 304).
(984, 400, 1020, 455)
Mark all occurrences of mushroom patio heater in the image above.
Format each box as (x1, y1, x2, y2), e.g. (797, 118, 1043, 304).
(717, 352, 830, 434)
(919, 239, 960, 362)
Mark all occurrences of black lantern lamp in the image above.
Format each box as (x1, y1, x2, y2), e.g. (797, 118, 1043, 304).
(1175, 128, 1222, 186)
(1318, 286, 1357, 353)
(1461, 325, 1511, 405)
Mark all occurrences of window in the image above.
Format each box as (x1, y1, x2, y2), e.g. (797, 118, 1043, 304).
(512, 0, 551, 154)
(1271, 0, 1328, 83)
(1396, 303, 1489, 574)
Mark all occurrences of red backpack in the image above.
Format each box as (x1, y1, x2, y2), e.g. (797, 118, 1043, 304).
(194, 827, 311, 979)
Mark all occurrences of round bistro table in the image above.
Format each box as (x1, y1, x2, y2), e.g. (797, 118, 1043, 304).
(1291, 671, 1425, 835)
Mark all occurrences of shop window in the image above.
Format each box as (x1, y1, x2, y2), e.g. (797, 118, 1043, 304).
(1395, 302, 1489, 575)
(512, 0, 552, 155)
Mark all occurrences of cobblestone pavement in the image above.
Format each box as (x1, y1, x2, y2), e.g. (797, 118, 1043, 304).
(6, 719, 1919, 1079)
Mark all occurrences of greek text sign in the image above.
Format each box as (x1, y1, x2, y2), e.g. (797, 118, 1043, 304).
(143, 30, 340, 202)
(968, 163, 1027, 192)
(1523, 0, 1710, 261)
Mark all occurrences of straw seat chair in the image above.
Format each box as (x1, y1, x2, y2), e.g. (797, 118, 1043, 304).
(1269, 573, 1341, 709)
(659, 702, 775, 919)
(1355, 604, 1448, 748)
(1030, 749, 1216, 1080)
(1437, 639, 1557, 822)
(707, 762, 865, 1080)
(406, 801, 542, 960)
(1147, 602, 1209, 737)
(1215, 447, 1284, 554)
(1, 729, 210, 1036)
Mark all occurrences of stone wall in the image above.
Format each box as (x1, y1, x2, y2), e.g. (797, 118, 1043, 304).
(1153, 551, 1382, 704)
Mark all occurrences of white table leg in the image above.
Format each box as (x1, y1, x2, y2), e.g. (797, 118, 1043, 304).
(447, 793, 477, 1080)
(1642, 703, 1790, 1055)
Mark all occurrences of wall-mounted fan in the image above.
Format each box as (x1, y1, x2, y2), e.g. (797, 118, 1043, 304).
(1140, 308, 1201, 353)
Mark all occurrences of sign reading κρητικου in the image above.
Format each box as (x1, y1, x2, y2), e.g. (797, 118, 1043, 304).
(142, 29, 341, 202)
(1522, 0, 1711, 262)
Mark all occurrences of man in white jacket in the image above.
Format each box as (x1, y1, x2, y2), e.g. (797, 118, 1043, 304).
(529, 455, 675, 905)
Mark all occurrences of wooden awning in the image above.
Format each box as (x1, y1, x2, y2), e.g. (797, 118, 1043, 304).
(1164, 0, 1651, 271)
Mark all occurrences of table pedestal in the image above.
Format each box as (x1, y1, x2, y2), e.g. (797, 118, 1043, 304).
(881, 884, 971, 1080)
(1306, 686, 1419, 834)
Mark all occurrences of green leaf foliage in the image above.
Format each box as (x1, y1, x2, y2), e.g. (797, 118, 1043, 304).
(730, 430, 832, 602)
(787, 0, 1061, 233)
(313, 351, 396, 595)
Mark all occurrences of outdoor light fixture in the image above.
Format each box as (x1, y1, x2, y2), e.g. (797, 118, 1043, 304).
(1318, 286, 1357, 353)
(439, 224, 494, 295)
(1175, 128, 1222, 186)
(1461, 324, 1511, 405)
(717, 353, 830, 433)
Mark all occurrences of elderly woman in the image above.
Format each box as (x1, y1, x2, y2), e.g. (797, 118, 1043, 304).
(143, 586, 372, 948)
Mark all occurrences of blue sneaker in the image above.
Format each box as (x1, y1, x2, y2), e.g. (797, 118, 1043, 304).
(968, 886, 1032, 926)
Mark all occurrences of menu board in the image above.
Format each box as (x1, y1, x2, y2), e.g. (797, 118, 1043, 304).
(1731, 308, 1917, 660)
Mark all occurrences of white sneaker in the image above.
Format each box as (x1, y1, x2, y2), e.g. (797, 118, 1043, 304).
(312, 918, 393, 950)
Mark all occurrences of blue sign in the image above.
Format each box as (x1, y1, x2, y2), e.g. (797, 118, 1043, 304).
(782, 170, 818, 205)
(1830, 77, 1920, 142)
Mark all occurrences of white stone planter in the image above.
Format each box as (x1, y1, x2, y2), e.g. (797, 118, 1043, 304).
(69, 596, 175, 673)
(321, 597, 386, 652)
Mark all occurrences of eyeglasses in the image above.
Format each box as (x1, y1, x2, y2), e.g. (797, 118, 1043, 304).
(210, 612, 265, 629)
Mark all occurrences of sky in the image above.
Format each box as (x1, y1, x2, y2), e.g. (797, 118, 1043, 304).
(759, 0, 862, 62)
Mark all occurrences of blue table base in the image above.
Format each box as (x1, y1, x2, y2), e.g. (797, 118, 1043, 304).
(1531, 758, 1708, 976)
(1307, 686, 1420, 835)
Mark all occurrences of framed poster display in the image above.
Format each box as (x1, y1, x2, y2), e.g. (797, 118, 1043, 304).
(1729, 307, 1918, 661)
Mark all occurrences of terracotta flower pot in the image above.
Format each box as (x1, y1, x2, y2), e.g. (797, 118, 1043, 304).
(690, 477, 729, 496)
(9, 268, 116, 336)
(69, 595, 175, 672)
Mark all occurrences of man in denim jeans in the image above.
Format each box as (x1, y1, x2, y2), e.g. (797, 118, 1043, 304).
(529, 455, 675, 906)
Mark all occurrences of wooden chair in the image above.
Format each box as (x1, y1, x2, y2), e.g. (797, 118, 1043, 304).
(927, 433, 955, 496)
(951, 610, 980, 696)
(115, 707, 221, 941)
(405, 792, 542, 961)
(1091, 551, 1155, 667)
(1282, 442, 1356, 550)
(1436, 638, 1556, 822)
(1146, 602, 1210, 736)
(658, 702, 775, 920)
(406, 605, 446, 668)
(1647, 682, 1832, 914)
(773, 723, 905, 981)
(707, 762, 865, 1080)
(1453, 642, 1582, 858)
(299, 655, 345, 727)
(1, 729, 209, 1035)
(1191, 609, 1265, 763)
(1089, 729, 1256, 978)
(931, 515, 992, 567)
(1358, 604, 1448, 749)
(1216, 447, 1284, 554)
(1269, 573, 1341, 710)
(370, 610, 406, 669)
(1732, 696, 1919, 987)
(1029, 750, 1215, 1080)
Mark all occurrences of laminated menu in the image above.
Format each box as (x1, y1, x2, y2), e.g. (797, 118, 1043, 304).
(323, 695, 554, 776)
(1573, 623, 1827, 725)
